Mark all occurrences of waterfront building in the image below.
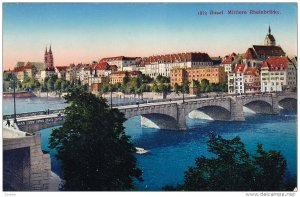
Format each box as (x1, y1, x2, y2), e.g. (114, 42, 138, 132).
(99, 56, 139, 71)
(109, 70, 142, 84)
(228, 64, 245, 94)
(55, 66, 68, 80)
(40, 66, 56, 82)
(220, 52, 237, 73)
(244, 67, 260, 93)
(14, 64, 36, 81)
(261, 56, 295, 92)
(170, 66, 226, 87)
(144, 52, 213, 78)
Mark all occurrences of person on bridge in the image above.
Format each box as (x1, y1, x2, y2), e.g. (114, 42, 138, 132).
(5, 119, 10, 127)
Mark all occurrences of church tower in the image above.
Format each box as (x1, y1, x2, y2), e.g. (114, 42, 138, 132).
(44, 45, 54, 68)
(264, 26, 276, 46)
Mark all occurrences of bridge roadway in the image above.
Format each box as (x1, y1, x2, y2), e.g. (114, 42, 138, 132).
(3, 92, 297, 132)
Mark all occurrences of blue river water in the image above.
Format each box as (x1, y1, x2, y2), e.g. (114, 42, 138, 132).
(3, 97, 297, 191)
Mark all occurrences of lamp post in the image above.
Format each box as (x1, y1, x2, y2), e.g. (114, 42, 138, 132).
(110, 85, 113, 110)
(13, 73, 17, 124)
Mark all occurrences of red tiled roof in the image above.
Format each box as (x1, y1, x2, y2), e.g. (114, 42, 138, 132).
(243, 48, 258, 59)
(261, 57, 288, 71)
(234, 64, 245, 73)
(14, 65, 33, 72)
(100, 56, 138, 62)
(244, 67, 259, 76)
(55, 66, 67, 71)
(221, 53, 236, 64)
(95, 62, 109, 70)
(142, 52, 212, 64)
(252, 45, 285, 57)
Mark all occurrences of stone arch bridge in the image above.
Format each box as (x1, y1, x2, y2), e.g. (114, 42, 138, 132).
(4, 93, 297, 132)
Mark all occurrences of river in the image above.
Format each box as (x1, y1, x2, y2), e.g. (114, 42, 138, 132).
(3, 97, 297, 190)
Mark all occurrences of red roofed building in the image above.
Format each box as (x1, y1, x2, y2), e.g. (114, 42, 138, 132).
(14, 64, 36, 81)
(261, 57, 296, 92)
(220, 52, 237, 73)
(55, 66, 68, 79)
(244, 67, 260, 93)
(144, 52, 213, 78)
(242, 26, 286, 69)
(99, 56, 139, 71)
(228, 64, 246, 94)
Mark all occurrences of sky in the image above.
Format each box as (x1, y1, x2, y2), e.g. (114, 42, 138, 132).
(3, 3, 298, 70)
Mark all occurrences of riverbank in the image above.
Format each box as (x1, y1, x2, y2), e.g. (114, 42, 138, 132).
(3, 91, 35, 98)
(33, 91, 68, 98)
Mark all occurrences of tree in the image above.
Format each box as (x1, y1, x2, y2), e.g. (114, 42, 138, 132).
(54, 79, 62, 92)
(164, 134, 291, 191)
(49, 88, 142, 191)
(47, 77, 55, 91)
(200, 79, 209, 92)
(173, 83, 181, 94)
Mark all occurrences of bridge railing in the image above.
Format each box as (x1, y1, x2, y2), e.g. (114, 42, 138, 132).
(3, 109, 65, 120)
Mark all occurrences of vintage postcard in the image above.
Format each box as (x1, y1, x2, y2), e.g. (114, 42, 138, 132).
(2, 2, 297, 195)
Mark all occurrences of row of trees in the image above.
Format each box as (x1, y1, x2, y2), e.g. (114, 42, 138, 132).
(49, 87, 296, 191)
(174, 79, 227, 94)
(3, 74, 88, 93)
(101, 74, 171, 95)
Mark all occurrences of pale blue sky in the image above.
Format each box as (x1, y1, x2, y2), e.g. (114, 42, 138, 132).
(3, 3, 297, 69)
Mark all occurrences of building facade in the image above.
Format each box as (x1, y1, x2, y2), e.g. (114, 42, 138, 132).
(261, 57, 294, 92)
(144, 52, 213, 78)
(170, 66, 226, 87)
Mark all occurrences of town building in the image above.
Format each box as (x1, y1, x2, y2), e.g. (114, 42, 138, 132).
(144, 52, 213, 78)
(99, 56, 139, 71)
(40, 67, 56, 82)
(109, 70, 142, 84)
(228, 64, 245, 94)
(220, 53, 237, 73)
(14, 64, 36, 81)
(242, 26, 286, 68)
(261, 56, 295, 92)
(244, 67, 260, 93)
(55, 66, 68, 80)
(170, 66, 226, 87)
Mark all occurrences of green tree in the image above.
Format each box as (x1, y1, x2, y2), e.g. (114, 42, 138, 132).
(173, 83, 181, 94)
(49, 88, 142, 191)
(200, 79, 209, 92)
(47, 77, 55, 91)
(123, 71, 130, 85)
(164, 134, 291, 191)
(54, 79, 62, 91)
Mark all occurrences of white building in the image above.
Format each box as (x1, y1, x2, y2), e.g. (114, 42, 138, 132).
(261, 57, 294, 92)
(99, 56, 139, 71)
(228, 64, 245, 94)
(143, 52, 213, 78)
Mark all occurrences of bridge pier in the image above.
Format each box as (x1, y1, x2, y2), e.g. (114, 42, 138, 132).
(177, 105, 187, 130)
(230, 98, 245, 121)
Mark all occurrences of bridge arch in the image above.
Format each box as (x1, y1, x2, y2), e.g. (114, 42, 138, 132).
(187, 105, 231, 121)
(243, 100, 273, 114)
(278, 97, 297, 110)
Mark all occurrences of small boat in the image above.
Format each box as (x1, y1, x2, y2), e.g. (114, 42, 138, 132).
(135, 147, 149, 154)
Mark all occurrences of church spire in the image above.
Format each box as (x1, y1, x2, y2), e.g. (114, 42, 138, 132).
(268, 25, 271, 34)
(49, 45, 52, 53)
(45, 46, 48, 54)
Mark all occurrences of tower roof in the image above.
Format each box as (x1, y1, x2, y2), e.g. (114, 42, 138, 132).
(49, 45, 52, 53)
(45, 46, 48, 54)
(268, 25, 271, 34)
